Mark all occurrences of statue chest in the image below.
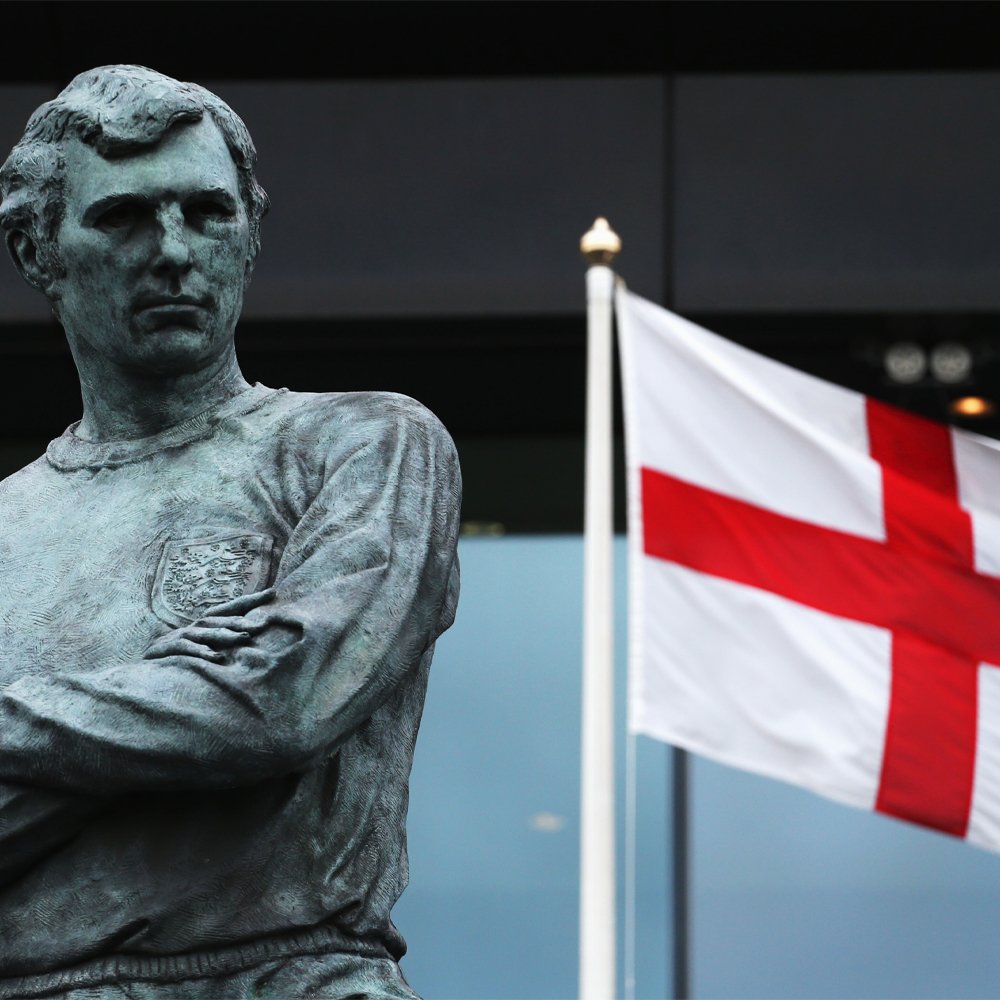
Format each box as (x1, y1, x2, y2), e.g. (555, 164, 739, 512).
(0, 459, 287, 684)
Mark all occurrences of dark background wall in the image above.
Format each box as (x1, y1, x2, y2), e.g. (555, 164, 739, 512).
(1, 1, 999, 530)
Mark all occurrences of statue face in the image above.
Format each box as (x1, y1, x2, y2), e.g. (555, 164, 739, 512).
(49, 117, 250, 376)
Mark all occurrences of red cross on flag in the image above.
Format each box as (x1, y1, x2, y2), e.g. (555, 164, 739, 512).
(618, 288, 1000, 849)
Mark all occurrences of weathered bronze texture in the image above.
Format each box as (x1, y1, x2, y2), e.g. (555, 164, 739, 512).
(0, 65, 460, 1000)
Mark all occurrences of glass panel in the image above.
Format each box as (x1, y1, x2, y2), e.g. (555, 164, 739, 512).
(397, 535, 669, 998)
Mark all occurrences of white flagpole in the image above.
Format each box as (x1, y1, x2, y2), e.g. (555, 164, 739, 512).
(579, 217, 621, 1000)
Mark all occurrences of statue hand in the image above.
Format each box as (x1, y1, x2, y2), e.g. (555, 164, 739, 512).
(143, 588, 276, 663)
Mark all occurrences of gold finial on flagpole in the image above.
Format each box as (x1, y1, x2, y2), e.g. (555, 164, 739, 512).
(580, 217, 621, 266)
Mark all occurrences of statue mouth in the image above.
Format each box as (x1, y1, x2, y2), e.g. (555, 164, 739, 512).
(133, 297, 213, 333)
(135, 294, 210, 311)
(134, 296, 213, 330)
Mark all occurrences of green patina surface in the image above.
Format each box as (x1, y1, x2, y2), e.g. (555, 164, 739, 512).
(0, 65, 460, 1000)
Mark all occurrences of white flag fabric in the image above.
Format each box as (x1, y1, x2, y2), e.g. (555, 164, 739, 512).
(618, 287, 1000, 850)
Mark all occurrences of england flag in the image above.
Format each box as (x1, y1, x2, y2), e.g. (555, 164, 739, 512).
(618, 288, 1000, 850)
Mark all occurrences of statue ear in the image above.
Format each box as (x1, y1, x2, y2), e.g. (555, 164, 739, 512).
(7, 230, 54, 295)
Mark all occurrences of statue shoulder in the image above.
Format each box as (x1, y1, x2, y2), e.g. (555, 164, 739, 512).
(0, 455, 60, 538)
(0, 453, 52, 501)
(277, 389, 456, 455)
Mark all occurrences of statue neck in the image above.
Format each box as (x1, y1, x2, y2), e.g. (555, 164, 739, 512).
(71, 344, 251, 443)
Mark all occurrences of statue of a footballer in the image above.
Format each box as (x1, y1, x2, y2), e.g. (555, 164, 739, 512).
(0, 65, 460, 1000)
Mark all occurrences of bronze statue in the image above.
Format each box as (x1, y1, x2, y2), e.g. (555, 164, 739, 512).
(0, 65, 460, 999)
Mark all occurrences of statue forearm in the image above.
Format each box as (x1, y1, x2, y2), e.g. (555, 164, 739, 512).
(0, 568, 452, 794)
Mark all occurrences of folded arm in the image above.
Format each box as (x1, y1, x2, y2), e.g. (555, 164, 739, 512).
(0, 406, 461, 794)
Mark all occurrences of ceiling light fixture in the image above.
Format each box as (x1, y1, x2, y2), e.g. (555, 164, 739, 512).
(930, 342, 973, 384)
(950, 396, 995, 418)
(884, 342, 927, 384)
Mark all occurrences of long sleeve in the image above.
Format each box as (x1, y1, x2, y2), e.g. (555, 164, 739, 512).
(0, 403, 461, 794)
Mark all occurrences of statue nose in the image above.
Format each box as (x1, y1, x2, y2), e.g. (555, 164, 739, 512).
(152, 209, 192, 273)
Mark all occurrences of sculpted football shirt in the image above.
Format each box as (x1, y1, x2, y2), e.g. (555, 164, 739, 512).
(0, 384, 460, 995)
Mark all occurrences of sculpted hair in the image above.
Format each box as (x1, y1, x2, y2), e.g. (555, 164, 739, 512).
(0, 64, 269, 287)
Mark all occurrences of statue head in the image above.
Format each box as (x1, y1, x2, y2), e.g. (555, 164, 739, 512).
(0, 66, 270, 382)
(0, 64, 269, 295)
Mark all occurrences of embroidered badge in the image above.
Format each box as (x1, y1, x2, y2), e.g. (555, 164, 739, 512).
(153, 531, 273, 626)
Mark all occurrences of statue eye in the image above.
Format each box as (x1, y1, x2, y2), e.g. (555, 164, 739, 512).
(188, 198, 234, 222)
(95, 202, 140, 231)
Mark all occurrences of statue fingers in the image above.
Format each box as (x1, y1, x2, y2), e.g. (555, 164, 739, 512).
(199, 588, 276, 619)
(196, 615, 266, 634)
(144, 637, 226, 662)
(174, 626, 253, 649)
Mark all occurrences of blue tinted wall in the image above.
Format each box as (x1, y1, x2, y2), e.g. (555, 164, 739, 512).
(397, 536, 1000, 999)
